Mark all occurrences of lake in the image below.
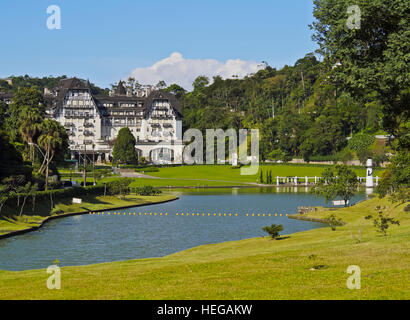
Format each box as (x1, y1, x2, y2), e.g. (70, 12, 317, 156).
(0, 188, 366, 271)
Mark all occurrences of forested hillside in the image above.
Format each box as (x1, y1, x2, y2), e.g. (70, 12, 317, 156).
(0, 56, 389, 164)
(170, 53, 387, 162)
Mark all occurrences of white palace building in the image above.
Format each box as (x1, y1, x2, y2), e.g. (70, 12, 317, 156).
(44, 78, 184, 164)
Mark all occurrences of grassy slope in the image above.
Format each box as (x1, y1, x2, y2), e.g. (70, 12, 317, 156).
(0, 194, 177, 236)
(0, 196, 408, 300)
(69, 164, 385, 187)
(148, 164, 384, 183)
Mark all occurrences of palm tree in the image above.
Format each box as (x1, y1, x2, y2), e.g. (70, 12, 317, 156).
(38, 120, 68, 190)
(19, 106, 43, 165)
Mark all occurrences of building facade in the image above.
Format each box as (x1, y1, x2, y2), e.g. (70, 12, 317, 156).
(7, 78, 184, 164)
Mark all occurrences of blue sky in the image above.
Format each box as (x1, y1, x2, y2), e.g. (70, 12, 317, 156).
(0, 0, 318, 89)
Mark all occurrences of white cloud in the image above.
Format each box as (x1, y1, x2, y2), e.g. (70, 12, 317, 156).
(127, 52, 262, 91)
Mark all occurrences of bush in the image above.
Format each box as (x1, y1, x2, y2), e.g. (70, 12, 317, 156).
(336, 149, 353, 164)
(262, 224, 284, 239)
(134, 186, 161, 196)
(105, 178, 133, 198)
(135, 166, 159, 173)
(365, 206, 400, 236)
(325, 214, 344, 231)
(348, 133, 375, 153)
(308, 154, 337, 162)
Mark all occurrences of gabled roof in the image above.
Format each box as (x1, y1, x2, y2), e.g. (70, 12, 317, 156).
(44, 78, 182, 119)
(115, 81, 127, 96)
(49, 78, 100, 117)
(144, 91, 183, 119)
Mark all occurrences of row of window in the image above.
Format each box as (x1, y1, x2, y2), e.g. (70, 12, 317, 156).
(100, 102, 143, 108)
(102, 111, 143, 116)
(64, 112, 94, 117)
(68, 91, 90, 98)
(66, 99, 92, 106)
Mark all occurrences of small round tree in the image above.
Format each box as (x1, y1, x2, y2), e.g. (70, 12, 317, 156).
(262, 224, 284, 239)
(113, 127, 138, 165)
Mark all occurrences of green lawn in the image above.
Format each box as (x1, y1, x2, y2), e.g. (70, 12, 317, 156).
(0, 196, 408, 300)
(0, 194, 177, 237)
(68, 164, 384, 188)
(148, 164, 384, 183)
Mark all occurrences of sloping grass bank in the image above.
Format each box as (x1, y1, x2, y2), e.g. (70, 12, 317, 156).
(0, 194, 178, 237)
(0, 196, 408, 299)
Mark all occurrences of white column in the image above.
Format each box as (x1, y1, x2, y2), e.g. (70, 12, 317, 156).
(366, 159, 374, 188)
(276, 176, 279, 186)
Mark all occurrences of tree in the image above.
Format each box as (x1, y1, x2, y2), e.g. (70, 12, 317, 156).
(348, 133, 375, 153)
(311, 0, 410, 148)
(365, 206, 400, 236)
(377, 151, 409, 205)
(0, 131, 31, 180)
(4, 87, 44, 143)
(192, 76, 210, 90)
(325, 214, 344, 231)
(30, 183, 39, 212)
(18, 182, 37, 216)
(156, 80, 167, 90)
(113, 128, 138, 164)
(0, 185, 11, 214)
(19, 106, 44, 165)
(312, 164, 358, 206)
(262, 224, 284, 239)
(2, 175, 25, 206)
(106, 178, 133, 199)
(0, 101, 7, 129)
(163, 84, 186, 99)
(348, 133, 375, 164)
(134, 185, 161, 196)
(38, 120, 69, 190)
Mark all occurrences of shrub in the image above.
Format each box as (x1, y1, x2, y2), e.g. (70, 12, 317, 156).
(365, 206, 400, 236)
(262, 224, 284, 239)
(348, 133, 375, 153)
(134, 186, 161, 196)
(105, 178, 133, 199)
(325, 214, 344, 231)
(308, 154, 337, 162)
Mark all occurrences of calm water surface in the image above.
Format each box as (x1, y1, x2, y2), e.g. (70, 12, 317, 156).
(0, 188, 366, 270)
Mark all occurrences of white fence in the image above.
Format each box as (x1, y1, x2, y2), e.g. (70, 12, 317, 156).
(273, 176, 379, 186)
